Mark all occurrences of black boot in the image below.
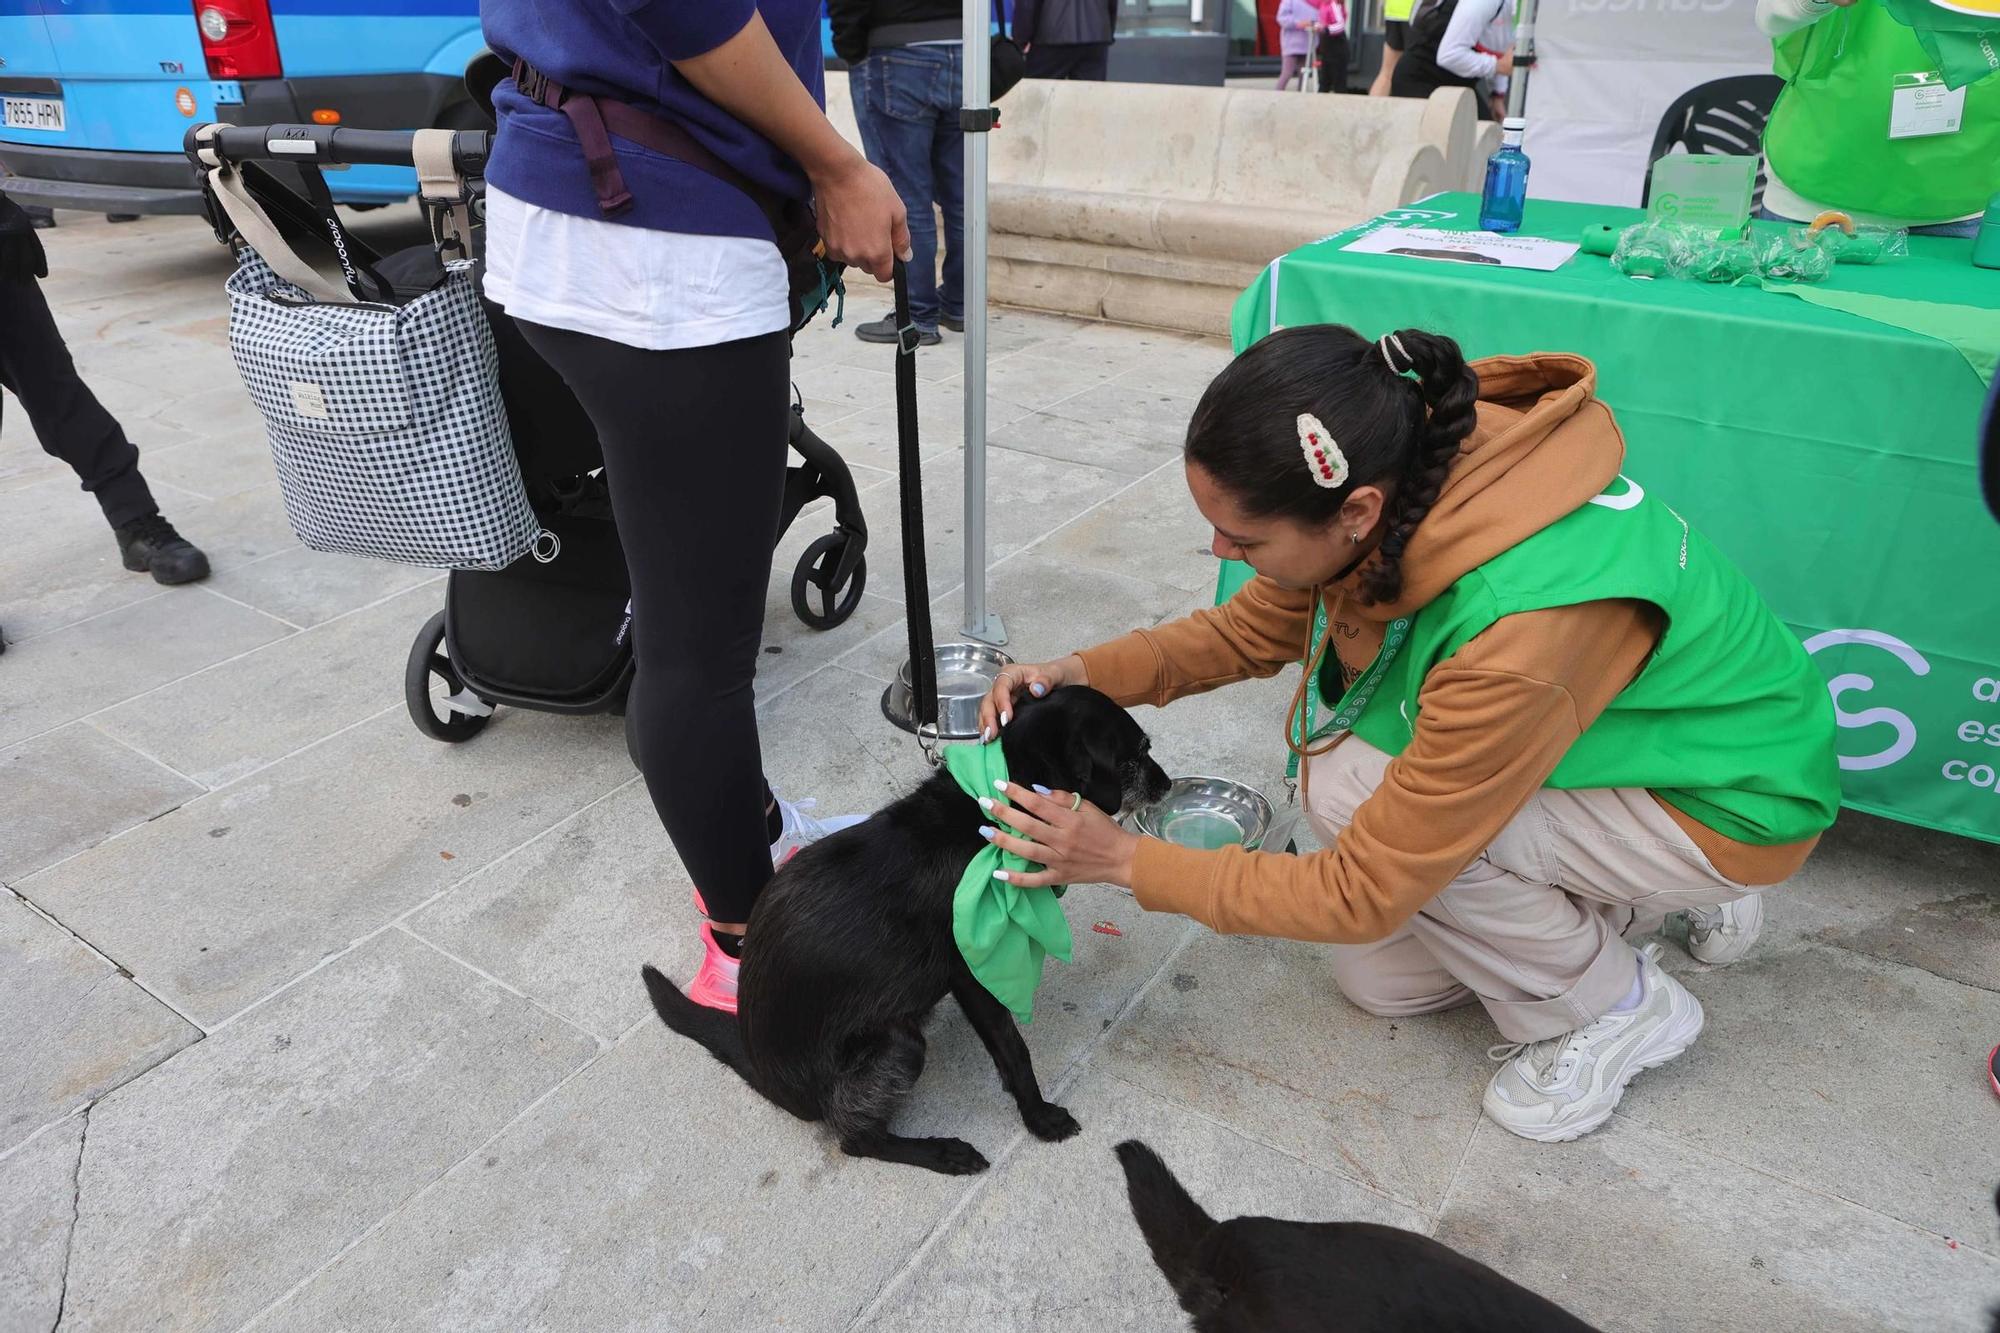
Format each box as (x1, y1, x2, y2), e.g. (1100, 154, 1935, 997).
(115, 513, 211, 585)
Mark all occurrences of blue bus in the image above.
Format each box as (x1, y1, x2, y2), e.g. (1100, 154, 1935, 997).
(0, 0, 488, 214)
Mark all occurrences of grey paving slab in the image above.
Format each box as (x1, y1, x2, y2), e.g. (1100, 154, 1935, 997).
(0, 527, 168, 646)
(1105, 336, 1234, 399)
(202, 545, 441, 630)
(0, 1115, 84, 1333)
(1019, 323, 1207, 379)
(835, 550, 1198, 688)
(1627, 941, 2000, 1246)
(92, 583, 442, 789)
(949, 343, 1125, 416)
(58, 929, 596, 1333)
(405, 778, 676, 1042)
(755, 661, 937, 811)
(813, 402, 966, 474)
(1042, 380, 1209, 445)
(165, 481, 301, 571)
(1773, 809, 2000, 992)
(0, 588, 291, 751)
(247, 1021, 979, 1333)
(16, 707, 637, 1027)
(863, 1072, 1431, 1333)
(0, 723, 201, 885)
(1437, 1116, 2000, 1333)
(754, 555, 909, 700)
(0, 892, 199, 1152)
(989, 409, 1178, 477)
(1032, 458, 1223, 596)
(775, 440, 1130, 606)
(1105, 929, 1492, 1214)
(138, 417, 276, 501)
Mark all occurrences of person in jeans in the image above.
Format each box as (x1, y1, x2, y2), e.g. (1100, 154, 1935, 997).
(1, 194, 209, 660)
(832, 0, 965, 346)
(480, 0, 910, 1013)
(1015, 0, 1118, 80)
(974, 326, 1838, 1144)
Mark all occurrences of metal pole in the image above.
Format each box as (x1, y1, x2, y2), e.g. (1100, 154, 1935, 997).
(1505, 0, 1538, 119)
(959, 0, 1006, 645)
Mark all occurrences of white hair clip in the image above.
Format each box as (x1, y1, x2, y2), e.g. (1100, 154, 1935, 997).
(1297, 413, 1349, 489)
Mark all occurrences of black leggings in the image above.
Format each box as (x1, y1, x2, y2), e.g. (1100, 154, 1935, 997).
(519, 321, 790, 924)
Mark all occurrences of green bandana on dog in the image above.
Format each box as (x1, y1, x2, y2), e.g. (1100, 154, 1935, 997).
(941, 742, 1071, 1024)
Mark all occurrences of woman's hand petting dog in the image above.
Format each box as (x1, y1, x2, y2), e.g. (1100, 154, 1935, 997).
(980, 781, 1142, 889)
(976, 655, 1090, 744)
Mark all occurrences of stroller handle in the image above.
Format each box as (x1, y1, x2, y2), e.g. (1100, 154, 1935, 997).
(184, 124, 491, 177)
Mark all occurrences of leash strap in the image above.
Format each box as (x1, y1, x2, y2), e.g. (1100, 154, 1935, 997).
(893, 261, 939, 750)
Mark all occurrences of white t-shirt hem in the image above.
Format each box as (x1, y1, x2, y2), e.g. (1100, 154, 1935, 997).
(482, 184, 791, 352)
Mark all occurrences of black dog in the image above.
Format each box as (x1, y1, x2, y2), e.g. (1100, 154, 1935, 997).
(1116, 1140, 1603, 1332)
(643, 686, 1172, 1175)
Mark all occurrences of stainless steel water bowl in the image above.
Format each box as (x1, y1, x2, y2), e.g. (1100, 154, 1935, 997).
(1132, 776, 1275, 852)
(881, 642, 1015, 739)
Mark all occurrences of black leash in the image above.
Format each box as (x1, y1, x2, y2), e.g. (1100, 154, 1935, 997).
(893, 261, 939, 752)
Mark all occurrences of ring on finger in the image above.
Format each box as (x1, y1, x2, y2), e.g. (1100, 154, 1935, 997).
(1069, 792, 1083, 812)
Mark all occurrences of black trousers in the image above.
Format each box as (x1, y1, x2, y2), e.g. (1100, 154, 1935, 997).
(1316, 31, 1351, 94)
(518, 320, 790, 924)
(0, 274, 157, 528)
(1025, 43, 1110, 80)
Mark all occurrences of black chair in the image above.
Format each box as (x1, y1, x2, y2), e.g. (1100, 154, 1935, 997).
(1641, 74, 1785, 211)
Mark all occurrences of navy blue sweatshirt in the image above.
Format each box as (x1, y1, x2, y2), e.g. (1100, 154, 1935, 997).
(479, 0, 825, 243)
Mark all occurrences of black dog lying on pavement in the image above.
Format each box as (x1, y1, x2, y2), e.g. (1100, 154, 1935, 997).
(1116, 1140, 1603, 1332)
(644, 686, 1172, 1176)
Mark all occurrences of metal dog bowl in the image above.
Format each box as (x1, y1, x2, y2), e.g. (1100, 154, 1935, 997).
(882, 641, 1015, 739)
(1131, 776, 1275, 852)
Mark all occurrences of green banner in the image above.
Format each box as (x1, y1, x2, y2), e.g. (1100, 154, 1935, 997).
(1219, 195, 2000, 845)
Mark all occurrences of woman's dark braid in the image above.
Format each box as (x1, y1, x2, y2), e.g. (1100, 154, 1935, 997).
(1357, 329, 1480, 605)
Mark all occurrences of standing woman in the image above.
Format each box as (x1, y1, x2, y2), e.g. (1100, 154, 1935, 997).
(974, 326, 1839, 1142)
(1388, 0, 1512, 119)
(478, 1, 911, 1013)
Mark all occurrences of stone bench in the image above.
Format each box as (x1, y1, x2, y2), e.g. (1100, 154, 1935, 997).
(824, 76, 1481, 336)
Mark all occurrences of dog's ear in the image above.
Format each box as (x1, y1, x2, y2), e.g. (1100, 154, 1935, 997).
(1062, 716, 1128, 816)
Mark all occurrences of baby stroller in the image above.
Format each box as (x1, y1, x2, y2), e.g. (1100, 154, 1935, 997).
(184, 123, 870, 750)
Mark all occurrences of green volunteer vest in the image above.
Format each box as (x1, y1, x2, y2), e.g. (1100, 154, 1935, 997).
(1312, 476, 1840, 846)
(1764, 0, 2000, 223)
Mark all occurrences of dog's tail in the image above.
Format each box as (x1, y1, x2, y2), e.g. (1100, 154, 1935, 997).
(640, 964, 753, 1084)
(1115, 1139, 1224, 1317)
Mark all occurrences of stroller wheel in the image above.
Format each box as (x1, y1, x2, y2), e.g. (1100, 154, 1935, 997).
(791, 532, 867, 630)
(405, 609, 492, 743)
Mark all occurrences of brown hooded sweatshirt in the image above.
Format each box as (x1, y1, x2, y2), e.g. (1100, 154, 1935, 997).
(1077, 354, 1819, 946)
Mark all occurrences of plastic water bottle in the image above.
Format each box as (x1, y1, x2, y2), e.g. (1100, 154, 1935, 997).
(1480, 117, 1530, 234)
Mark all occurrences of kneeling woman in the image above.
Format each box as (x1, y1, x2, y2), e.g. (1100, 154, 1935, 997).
(977, 326, 1838, 1142)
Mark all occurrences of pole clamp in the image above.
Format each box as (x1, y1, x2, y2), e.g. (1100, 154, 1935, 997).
(958, 107, 1001, 133)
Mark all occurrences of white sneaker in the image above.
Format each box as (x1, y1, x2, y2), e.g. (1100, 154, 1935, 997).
(769, 792, 867, 867)
(1681, 895, 1764, 967)
(1481, 944, 1704, 1143)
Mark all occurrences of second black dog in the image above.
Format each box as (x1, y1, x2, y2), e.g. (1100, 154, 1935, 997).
(1116, 1140, 1603, 1331)
(644, 685, 1172, 1175)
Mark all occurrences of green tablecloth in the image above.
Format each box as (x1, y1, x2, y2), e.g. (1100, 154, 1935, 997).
(1220, 193, 2000, 845)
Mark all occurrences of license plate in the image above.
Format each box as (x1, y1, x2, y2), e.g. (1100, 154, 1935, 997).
(3, 97, 66, 133)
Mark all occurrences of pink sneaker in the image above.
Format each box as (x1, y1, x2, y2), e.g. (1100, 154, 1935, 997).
(684, 922, 741, 1014)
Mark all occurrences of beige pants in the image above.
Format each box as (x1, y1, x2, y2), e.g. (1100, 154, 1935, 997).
(1309, 737, 1756, 1043)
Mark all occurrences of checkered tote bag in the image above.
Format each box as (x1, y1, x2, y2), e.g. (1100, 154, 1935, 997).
(223, 250, 541, 571)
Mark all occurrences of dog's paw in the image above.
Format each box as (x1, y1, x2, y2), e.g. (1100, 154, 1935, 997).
(1024, 1101, 1082, 1142)
(927, 1138, 992, 1175)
